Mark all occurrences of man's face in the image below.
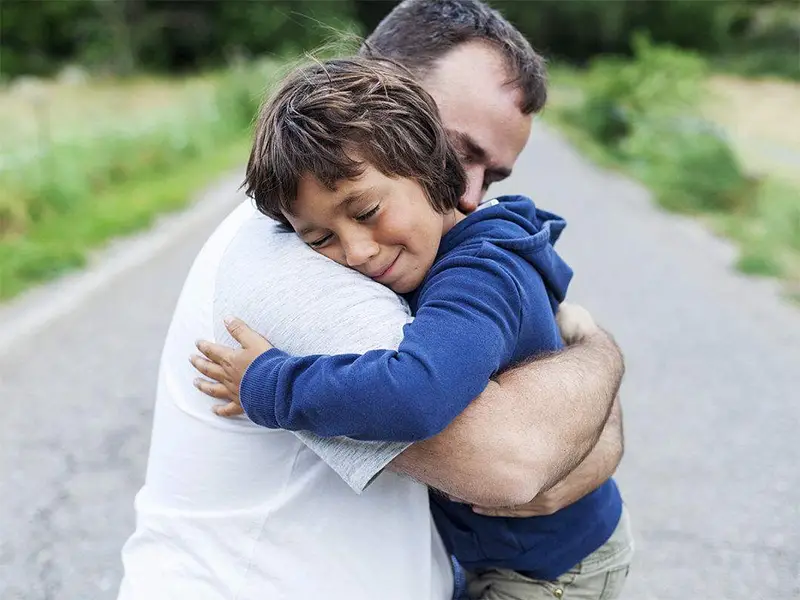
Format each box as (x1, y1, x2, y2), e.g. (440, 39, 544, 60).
(422, 42, 533, 212)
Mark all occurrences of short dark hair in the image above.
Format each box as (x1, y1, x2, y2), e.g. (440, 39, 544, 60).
(361, 0, 547, 114)
(245, 57, 466, 225)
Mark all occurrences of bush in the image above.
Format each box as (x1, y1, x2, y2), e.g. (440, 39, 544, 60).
(572, 33, 707, 145)
(621, 119, 756, 214)
(561, 34, 756, 216)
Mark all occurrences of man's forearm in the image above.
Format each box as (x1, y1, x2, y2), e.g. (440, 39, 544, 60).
(545, 394, 624, 492)
(519, 396, 624, 515)
(390, 329, 624, 506)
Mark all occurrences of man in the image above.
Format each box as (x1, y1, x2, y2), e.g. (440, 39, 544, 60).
(118, 2, 625, 599)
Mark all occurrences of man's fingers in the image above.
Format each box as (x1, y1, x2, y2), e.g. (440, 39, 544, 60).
(195, 339, 232, 365)
(472, 505, 539, 518)
(224, 317, 267, 350)
(193, 378, 234, 401)
(190, 354, 227, 384)
(213, 401, 244, 418)
(471, 506, 513, 517)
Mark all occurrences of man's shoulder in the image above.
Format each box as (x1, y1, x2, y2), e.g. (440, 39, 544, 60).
(211, 204, 411, 353)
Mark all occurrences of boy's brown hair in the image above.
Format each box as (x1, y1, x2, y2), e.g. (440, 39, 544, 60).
(245, 57, 466, 225)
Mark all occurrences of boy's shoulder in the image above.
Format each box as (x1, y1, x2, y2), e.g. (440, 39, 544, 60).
(426, 195, 572, 304)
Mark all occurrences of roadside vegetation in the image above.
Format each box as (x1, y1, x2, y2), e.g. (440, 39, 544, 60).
(0, 63, 279, 299)
(544, 35, 800, 298)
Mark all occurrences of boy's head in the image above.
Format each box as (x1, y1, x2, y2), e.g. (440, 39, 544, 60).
(362, 0, 547, 210)
(246, 57, 466, 294)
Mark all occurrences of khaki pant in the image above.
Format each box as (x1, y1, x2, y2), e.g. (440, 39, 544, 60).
(467, 506, 634, 600)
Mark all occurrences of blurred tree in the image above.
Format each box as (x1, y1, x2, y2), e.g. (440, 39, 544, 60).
(353, 0, 796, 70)
(1, 0, 795, 79)
(1, 0, 100, 77)
(1, 0, 358, 77)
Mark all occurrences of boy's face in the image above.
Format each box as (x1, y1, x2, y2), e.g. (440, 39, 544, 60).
(284, 165, 456, 294)
(422, 42, 532, 212)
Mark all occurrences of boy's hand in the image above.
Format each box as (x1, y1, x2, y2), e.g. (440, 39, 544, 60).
(190, 317, 273, 417)
(556, 302, 598, 345)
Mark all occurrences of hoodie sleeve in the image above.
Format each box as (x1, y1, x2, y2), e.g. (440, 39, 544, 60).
(238, 246, 551, 442)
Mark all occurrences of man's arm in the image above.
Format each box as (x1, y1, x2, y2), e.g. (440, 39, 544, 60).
(389, 328, 623, 507)
(199, 224, 622, 503)
(472, 395, 624, 516)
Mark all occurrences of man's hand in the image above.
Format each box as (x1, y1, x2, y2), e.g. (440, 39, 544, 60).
(471, 479, 588, 517)
(190, 317, 273, 417)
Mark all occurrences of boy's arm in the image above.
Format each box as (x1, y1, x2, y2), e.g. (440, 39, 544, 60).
(389, 327, 623, 507)
(200, 314, 623, 504)
(202, 226, 621, 501)
(238, 253, 529, 441)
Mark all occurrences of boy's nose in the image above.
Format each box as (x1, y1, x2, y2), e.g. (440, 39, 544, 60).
(343, 238, 380, 268)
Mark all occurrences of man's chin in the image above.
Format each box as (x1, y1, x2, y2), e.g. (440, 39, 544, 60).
(458, 196, 481, 213)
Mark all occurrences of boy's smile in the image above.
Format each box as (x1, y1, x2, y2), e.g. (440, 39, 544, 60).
(284, 164, 462, 294)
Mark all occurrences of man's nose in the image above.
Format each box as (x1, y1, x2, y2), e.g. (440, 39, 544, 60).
(459, 167, 484, 213)
(342, 233, 380, 268)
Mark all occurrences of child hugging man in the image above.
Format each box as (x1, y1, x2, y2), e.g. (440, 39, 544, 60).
(197, 56, 632, 600)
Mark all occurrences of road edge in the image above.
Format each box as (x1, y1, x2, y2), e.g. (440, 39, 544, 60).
(0, 170, 245, 356)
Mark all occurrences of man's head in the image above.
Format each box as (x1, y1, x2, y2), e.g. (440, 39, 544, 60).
(362, 0, 547, 210)
(246, 57, 466, 293)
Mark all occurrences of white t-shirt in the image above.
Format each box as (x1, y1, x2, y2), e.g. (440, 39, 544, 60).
(118, 201, 453, 600)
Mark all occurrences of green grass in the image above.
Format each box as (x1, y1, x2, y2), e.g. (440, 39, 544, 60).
(0, 138, 249, 299)
(0, 60, 282, 301)
(544, 66, 800, 292)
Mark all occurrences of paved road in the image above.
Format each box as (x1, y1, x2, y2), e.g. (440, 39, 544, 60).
(1, 126, 798, 599)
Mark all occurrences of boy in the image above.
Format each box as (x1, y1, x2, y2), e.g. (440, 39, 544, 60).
(201, 57, 631, 600)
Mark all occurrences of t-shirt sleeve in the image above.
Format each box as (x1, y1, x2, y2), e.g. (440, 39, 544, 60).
(238, 247, 525, 442)
(214, 217, 414, 492)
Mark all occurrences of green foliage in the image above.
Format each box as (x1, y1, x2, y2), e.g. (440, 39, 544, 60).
(713, 3, 800, 80)
(3, 0, 796, 81)
(1, 0, 360, 77)
(622, 120, 754, 214)
(0, 138, 249, 299)
(0, 61, 282, 240)
(490, 0, 748, 58)
(729, 178, 800, 278)
(490, 0, 797, 73)
(548, 37, 800, 287)
(573, 34, 708, 145)
(561, 35, 755, 218)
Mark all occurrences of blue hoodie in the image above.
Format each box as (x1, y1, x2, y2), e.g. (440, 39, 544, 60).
(240, 195, 622, 578)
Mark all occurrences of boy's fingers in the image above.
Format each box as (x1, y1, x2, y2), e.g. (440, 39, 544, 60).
(195, 339, 231, 365)
(189, 355, 227, 383)
(213, 401, 244, 417)
(224, 317, 267, 350)
(193, 378, 234, 400)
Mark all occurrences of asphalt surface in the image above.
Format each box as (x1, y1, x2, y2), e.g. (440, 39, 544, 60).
(1, 125, 798, 599)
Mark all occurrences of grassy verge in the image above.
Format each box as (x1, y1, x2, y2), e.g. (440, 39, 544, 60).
(0, 61, 281, 301)
(545, 63, 800, 298)
(0, 138, 250, 299)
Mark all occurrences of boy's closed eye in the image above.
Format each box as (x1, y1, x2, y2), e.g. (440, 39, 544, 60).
(305, 204, 381, 249)
(308, 234, 333, 249)
(355, 204, 381, 222)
